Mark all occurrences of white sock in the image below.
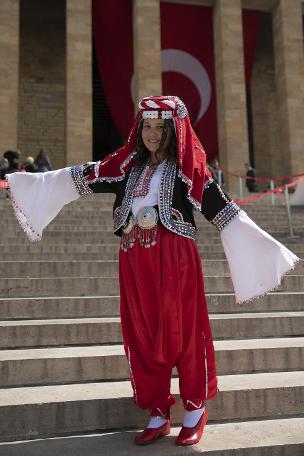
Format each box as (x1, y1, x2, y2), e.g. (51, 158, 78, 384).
(146, 416, 167, 429)
(183, 407, 205, 427)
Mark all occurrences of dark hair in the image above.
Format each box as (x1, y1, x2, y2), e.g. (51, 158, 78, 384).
(134, 119, 177, 166)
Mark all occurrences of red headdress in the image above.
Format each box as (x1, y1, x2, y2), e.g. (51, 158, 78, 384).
(94, 95, 210, 208)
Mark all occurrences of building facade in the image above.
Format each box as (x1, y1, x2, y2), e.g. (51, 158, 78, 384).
(0, 0, 303, 192)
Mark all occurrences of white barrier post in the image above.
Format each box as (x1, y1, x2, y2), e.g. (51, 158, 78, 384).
(284, 185, 294, 237)
(239, 177, 243, 200)
(218, 170, 222, 187)
(270, 180, 275, 205)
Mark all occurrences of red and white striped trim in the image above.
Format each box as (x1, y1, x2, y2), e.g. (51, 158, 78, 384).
(139, 97, 176, 111)
(185, 400, 203, 410)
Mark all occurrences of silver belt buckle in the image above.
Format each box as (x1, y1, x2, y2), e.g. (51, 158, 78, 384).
(136, 206, 158, 229)
(121, 206, 158, 250)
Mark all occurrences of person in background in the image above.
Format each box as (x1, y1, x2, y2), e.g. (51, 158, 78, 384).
(34, 149, 52, 172)
(209, 158, 224, 185)
(245, 163, 257, 193)
(0, 156, 9, 180)
(3, 150, 21, 174)
(21, 156, 37, 173)
(1, 151, 19, 198)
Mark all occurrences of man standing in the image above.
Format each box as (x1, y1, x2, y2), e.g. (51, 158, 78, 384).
(245, 163, 257, 192)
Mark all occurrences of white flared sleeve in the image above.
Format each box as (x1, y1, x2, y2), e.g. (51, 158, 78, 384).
(220, 211, 300, 304)
(6, 168, 80, 241)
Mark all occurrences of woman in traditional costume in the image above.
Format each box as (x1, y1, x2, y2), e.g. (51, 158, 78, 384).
(5, 96, 299, 446)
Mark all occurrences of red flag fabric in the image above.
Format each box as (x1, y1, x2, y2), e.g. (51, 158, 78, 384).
(92, 0, 134, 140)
(160, 3, 217, 161)
(93, 0, 260, 162)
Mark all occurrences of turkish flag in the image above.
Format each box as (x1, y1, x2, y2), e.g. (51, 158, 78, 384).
(93, 0, 260, 162)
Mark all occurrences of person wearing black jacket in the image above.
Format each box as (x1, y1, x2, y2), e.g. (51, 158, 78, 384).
(245, 163, 257, 192)
(3, 149, 20, 174)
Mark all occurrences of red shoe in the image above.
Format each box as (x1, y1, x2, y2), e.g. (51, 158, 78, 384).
(134, 420, 170, 445)
(175, 411, 208, 446)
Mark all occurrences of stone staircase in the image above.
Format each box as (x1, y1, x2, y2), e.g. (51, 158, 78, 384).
(0, 192, 303, 455)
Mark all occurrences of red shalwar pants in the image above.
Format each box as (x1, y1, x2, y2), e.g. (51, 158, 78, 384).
(119, 224, 218, 414)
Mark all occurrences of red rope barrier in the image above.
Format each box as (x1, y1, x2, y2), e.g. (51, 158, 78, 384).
(216, 169, 304, 183)
(0, 180, 8, 189)
(235, 176, 304, 205)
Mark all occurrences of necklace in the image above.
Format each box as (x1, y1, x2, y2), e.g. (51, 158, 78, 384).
(133, 164, 158, 198)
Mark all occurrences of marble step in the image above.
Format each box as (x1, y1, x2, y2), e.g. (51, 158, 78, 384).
(0, 274, 302, 298)
(0, 312, 303, 348)
(1, 242, 303, 254)
(1, 418, 303, 455)
(2, 251, 229, 261)
(1, 244, 303, 263)
(0, 292, 303, 320)
(2, 232, 301, 244)
(0, 371, 303, 441)
(0, 231, 221, 243)
(0, 338, 303, 387)
(0, 259, 302, 278)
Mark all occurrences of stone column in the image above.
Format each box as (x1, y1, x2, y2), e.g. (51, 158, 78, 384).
(0, 0, 19, 153)
(66, 0, 92, 166)
(133, 0, 162, 110)
(250, 14, 282, 185)
(213, 0, 249, 194)
(272, 0, 304, 175)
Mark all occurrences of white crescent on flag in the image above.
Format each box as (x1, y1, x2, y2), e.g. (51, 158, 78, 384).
(131, 49, 212, 125)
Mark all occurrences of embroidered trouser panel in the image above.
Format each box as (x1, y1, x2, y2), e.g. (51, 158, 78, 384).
(119, 223, 218, 412)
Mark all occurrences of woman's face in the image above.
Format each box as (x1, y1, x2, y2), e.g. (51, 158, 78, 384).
(141, 118, 171, 155)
